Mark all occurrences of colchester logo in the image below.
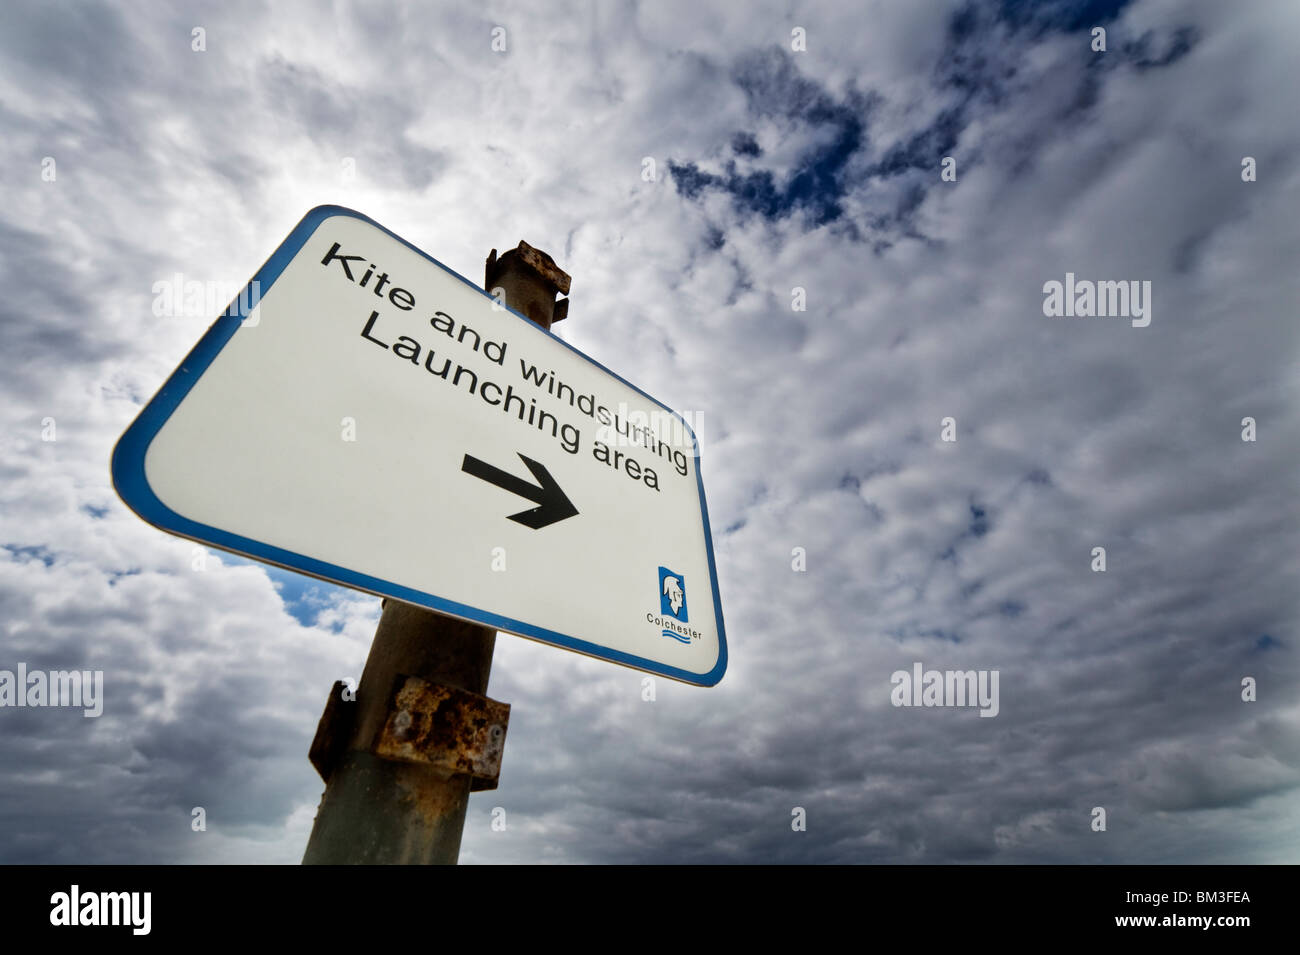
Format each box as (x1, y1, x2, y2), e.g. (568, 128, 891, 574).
(648, 567, 701, 645)
(657, 566, 690, 642)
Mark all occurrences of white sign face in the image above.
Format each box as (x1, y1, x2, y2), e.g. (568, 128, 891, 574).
(113, 206, 727, 685)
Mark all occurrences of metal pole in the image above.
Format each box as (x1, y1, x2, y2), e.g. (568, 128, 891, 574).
(301, 240, 571, 865)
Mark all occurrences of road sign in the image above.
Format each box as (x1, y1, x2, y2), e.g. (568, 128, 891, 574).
(112, 206, 727, 686)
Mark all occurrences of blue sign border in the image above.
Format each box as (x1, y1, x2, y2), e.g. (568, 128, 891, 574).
(111, 206, 727, 686)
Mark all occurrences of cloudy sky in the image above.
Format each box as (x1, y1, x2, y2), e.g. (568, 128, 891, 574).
(1, 0, 1297, 865)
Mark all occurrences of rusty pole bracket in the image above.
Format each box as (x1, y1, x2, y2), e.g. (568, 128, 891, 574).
(375, 675, 510, 790)
(308, 680, 354, 784)
(309, 676, 510, 792)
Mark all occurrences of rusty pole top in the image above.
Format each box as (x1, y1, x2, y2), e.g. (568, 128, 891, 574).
(485, 240, 571, 328)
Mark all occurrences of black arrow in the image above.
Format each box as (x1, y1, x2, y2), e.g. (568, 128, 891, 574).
(461, 453, 579, 529)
